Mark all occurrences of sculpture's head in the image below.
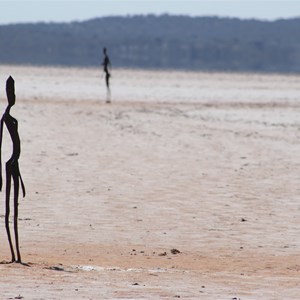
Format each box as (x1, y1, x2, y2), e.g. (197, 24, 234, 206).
(6, 76, 15, 107)
(103, 47, 107, 55)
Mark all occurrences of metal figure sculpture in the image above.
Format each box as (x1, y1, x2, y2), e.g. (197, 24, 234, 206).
(102, 47, 111, 103)
(0, 76, 26, 263)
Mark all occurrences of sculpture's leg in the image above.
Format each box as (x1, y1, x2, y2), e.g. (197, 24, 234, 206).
(13, 170, 21, 263)
(106, 74, 111, 103)
(5, 164, 15, 262)
(105, 73, 109, 89)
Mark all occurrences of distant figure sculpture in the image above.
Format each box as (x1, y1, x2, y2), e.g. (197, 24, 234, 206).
(0, 76, 26, 263)
(102, 47, 111, 103)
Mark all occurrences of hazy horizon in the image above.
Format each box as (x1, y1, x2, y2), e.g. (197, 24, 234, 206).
(1, 13, 300, 27)
(0, 0, 300, 25)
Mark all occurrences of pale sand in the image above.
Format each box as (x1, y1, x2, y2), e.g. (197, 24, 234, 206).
(0, 65, 299, 299)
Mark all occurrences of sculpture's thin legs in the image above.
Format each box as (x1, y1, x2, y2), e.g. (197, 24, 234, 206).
(13, 170, 21, 263)
(106, 73, 111, 103)
(5, 164, 15, 262)
(105, 73, 110, 89)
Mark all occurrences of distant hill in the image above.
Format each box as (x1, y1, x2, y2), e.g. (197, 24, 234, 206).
(1, 15, 300, 73)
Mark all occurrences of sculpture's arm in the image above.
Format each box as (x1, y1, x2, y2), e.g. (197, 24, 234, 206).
(0, 117, 4, 191)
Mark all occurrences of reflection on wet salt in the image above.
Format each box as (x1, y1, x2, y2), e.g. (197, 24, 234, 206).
(1, 65, 300, 104)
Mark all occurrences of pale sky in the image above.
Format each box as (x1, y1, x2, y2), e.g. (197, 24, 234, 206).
(0, 0, 299, 24)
